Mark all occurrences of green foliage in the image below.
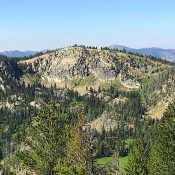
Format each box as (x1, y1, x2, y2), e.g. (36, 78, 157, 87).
(55, 158, 86, 175)
(148, 101, 175, 175)
(125, 101, 175, 175)
(2, 49, 175, 174)
(17, 103, 69, 175)
(140, 67, 175, 108)
(96, 156, 128, 174)
(125, 139, 148, 175)
(98, 140, 113, 157)
(16, 106, 101, 175)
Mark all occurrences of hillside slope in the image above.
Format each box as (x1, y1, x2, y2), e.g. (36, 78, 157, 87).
(1, 46, 175, 174)
(20, 46, 171, 93)
(18, 46, 175, 119)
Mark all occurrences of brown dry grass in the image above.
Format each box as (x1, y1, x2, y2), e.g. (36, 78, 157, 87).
(148, 101, 167, 119)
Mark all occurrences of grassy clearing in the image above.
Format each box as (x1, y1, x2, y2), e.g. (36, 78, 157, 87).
(96, 156, 113, 165)
(78, 74, 97, 86)
(119, 156, 128, 174)
(96, 156, 128, 174)
(100, 78, 128, 91)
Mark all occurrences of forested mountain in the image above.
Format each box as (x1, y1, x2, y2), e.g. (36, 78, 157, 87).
(0, 51, 37, 58)
(110, 45, 175, 62)
(0, 46, 175, 174)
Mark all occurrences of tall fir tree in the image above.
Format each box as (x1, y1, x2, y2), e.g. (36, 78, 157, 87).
(148, 101, 175, 175)
(125, 139, 148, 175)
(17, 103, 69, 175)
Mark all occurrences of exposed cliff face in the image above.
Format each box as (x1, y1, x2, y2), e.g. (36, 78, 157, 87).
(20, 46, 171, 92)
(18, 46, 175, 121)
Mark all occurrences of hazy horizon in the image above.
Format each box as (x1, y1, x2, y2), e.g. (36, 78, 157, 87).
(0, 0, 175, 51)
(1, 44, 175, 52)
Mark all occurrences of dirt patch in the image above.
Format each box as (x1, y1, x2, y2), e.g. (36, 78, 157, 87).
(148, 101, 167, 119)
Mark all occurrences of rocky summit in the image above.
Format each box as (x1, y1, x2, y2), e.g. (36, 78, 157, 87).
(20, 46, 171, 93)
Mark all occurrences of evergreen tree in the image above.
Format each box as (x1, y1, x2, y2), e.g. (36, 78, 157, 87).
(148, 101, 175, 175)
(67, 113, 99, 175)
(17, 103, 69, 175)
(125, 139, 147, 175)
(55, 113, 87, 175)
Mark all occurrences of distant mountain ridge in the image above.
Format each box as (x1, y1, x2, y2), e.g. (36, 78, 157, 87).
(109, 45, 175, 62)
(0, 50, 37, 57)
(2, 46, 175, 61)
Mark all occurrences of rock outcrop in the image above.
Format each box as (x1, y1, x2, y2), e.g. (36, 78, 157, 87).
(20, 46, 171, 91)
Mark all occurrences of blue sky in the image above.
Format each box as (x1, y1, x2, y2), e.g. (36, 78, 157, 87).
(0, 0, 175, 51)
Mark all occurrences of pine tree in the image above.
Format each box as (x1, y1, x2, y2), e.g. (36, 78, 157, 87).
(125, 139, 147, 175)
(55, 113, 100, 175)
(67, 113, 98, 175)
(55, 113, 87, 175)
(17, 103, 69, 175)
(148, 101, 175, 175)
